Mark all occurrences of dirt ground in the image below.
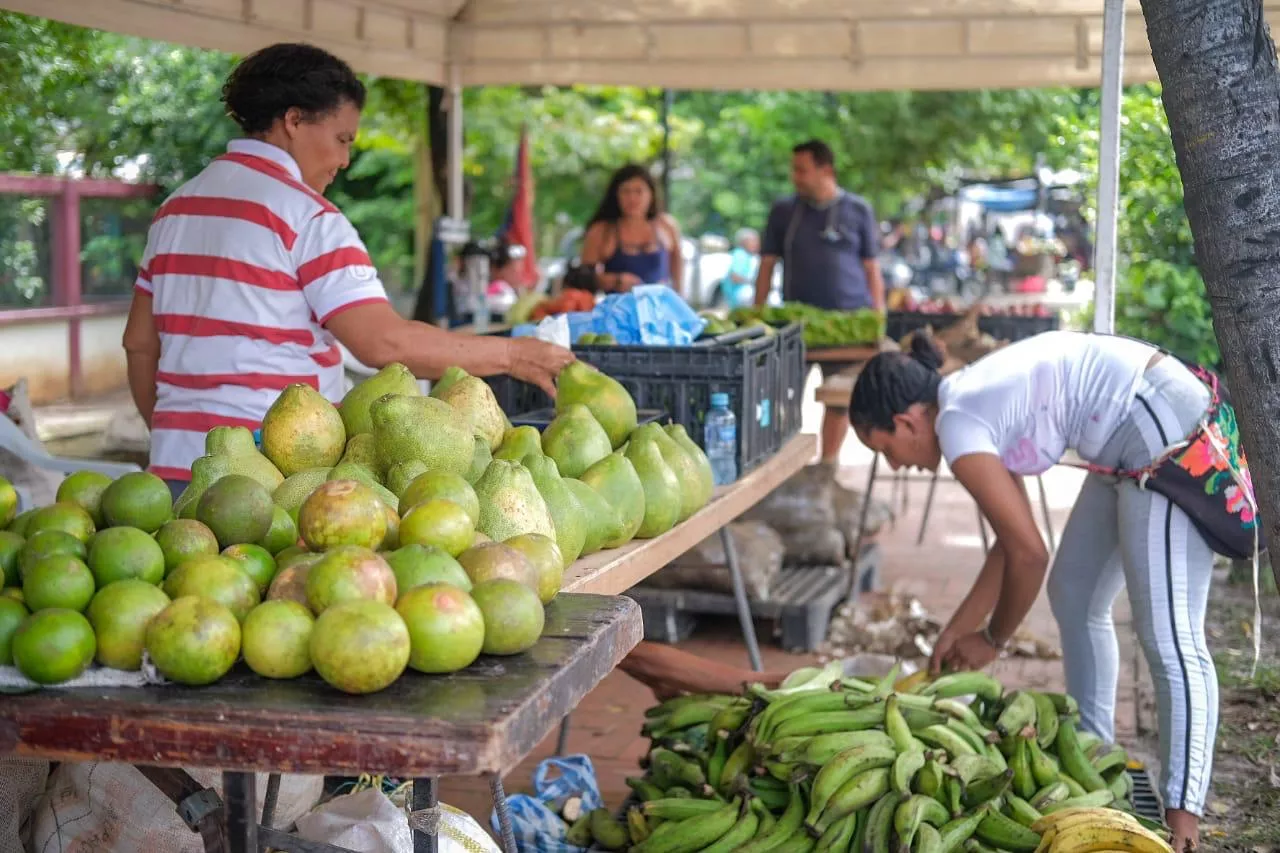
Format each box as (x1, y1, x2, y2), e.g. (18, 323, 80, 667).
(1150, 565, 1280, 851)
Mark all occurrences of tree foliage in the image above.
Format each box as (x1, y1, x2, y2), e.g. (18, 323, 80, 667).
(0, 10, 1215, 365)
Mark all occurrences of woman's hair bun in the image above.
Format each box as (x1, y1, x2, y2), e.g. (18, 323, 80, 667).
(907, 333, 945, 372)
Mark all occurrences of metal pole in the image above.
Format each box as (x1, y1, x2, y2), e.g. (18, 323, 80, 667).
(660, 89, 674, 205)
(1092, 0, 1125, 335)
(447, 64, 464, 223)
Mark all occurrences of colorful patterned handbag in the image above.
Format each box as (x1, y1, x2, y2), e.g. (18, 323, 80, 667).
(1077, 357, 1259, 561)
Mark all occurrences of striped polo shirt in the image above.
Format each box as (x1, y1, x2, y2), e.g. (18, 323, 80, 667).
(135, 139, 389, 481)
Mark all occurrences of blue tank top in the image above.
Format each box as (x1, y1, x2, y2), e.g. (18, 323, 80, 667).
(601, 222, 669, 284)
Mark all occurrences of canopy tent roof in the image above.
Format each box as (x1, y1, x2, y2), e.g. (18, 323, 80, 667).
(15, 0, 1274, 92)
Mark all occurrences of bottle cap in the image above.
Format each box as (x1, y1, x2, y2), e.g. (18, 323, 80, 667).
(710, 392, 729, 408)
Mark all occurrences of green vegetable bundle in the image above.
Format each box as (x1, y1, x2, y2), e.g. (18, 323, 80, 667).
(730, 304, 886, 349)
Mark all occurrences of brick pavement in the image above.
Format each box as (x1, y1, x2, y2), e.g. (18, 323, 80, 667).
(441, 374, 1147, 828)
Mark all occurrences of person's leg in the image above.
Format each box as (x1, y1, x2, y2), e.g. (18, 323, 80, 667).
(817, 362, 849, 463)
(1117, 483, 1216, 843)
(1046, 473, 1126, 743)
(1112, 363, 1216, 847)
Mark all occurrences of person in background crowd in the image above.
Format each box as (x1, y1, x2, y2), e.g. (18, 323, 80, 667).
(122, 42, 572, 498)
(754, 139, 887, 463)
(719, 227, 760, 308)
(560, 260, 601, 294)
(580, 164, 683, 294)
(484, 240, 531, 315)
(849, 330, 1232, 852)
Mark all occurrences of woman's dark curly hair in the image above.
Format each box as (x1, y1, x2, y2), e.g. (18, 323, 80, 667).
(588, 164, 661, 225)
(849, 334, 945, 432)
(222, 43, 366, 135)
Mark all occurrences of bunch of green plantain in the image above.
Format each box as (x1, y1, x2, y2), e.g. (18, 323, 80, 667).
(608, 666, 1163, 853)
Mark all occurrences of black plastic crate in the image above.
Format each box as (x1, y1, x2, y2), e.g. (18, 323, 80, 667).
(773, 323, 807, 453)
(511, 408, 669, 431)
(884, 310, 1060, 343)
(486, 331, 785, 475)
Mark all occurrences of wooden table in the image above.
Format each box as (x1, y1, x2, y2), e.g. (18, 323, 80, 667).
(0, 594, 642, 853)
(804, 344, 882, 365)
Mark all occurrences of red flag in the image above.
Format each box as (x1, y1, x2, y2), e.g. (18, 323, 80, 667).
(504, 127, 538, 287)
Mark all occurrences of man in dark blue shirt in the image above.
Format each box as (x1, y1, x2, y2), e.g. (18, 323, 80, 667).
(754, 139, 886, 462)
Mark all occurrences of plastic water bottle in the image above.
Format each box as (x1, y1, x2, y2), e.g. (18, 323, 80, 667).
(704, 392, 738, 486)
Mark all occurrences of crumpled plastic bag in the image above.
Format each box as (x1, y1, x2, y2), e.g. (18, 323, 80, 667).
(296, 788, 499, 853)
(594, 286, 706, 345)
(741, 464, 895, 565)
(511, 313, 572, 347)
(493, 755, 603, 853)
(642, 521, 785, 600)
(514, 287, 704, 347)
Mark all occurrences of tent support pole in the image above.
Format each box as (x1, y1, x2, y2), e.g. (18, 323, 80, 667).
(1092, 0, 1125, 335)
(447, 63, 464, 224)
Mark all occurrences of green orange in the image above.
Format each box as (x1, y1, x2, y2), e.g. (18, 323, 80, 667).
(12, 608, 96, 684)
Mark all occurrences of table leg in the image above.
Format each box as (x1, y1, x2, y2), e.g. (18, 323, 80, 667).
(556, 715, 572, 755)
(221, 771, 258, 853)
(261, 772, 281, 828)
(1036, 475, 1057, 551)
(915, 468, 940, 546)
(848, 453, 880, 565)
(490, 774, 517, 853)
(412, 778, 439, 853)
(721, 525, 764, 672)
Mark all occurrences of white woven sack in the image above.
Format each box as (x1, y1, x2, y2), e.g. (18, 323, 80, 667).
(28, 762, 321, 853)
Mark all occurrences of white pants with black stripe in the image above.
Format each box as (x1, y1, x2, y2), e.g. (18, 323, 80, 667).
(1047, 357, 1217, 815)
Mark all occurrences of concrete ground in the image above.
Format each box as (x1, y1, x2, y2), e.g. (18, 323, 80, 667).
(442, 367, 1147, 826)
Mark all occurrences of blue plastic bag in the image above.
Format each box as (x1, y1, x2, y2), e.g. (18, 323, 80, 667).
(491, 755, 604, 852)
(594, 286, 706, 346)
(516, 287, 704, 347)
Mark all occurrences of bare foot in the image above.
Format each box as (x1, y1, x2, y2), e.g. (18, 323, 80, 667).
(1166, 808, 1199, 853)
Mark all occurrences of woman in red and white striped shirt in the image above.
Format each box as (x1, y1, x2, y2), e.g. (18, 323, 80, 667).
(123, 43, 572, 493)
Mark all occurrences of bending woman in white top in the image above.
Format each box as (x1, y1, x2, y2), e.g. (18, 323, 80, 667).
(849, 330, 1215, 851)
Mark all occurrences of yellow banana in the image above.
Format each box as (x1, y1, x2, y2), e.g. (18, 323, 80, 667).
(1047, 821, 1172, 853)
(897, 670, 933, 693)
(1031, 806, 1146, 834)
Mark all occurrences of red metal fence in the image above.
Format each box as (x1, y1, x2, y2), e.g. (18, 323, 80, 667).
(0, 174, 158, 398)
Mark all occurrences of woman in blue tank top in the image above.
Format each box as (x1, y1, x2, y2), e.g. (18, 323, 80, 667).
(581, 164, 683, 293)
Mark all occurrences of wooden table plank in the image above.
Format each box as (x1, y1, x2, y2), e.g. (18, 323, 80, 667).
(562, 433, 817, 595)
(804, 344, 881, 364)
(0, 594, 641, 778)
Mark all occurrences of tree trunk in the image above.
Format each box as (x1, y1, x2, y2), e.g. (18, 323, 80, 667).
(1140, 0, 1280, 587)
